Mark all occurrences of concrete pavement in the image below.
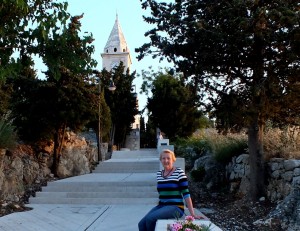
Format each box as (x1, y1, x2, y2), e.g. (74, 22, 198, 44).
(0, 204, 155, 231)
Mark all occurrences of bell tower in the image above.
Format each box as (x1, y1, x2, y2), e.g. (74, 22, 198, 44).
(101, 14, 132, 72)
(101, 14, 140, 150)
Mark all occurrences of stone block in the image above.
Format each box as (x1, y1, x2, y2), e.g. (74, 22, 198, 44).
(157, 145, 174, 154)
(282, 171, 294, 182)
(284, 159, 300, 171)
(236, 154, 249, 164)
(293, 168, 300, 177)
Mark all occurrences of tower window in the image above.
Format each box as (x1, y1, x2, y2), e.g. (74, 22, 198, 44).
(114, 48, 117, 52)
(106, 49, 108, 53)
(123, 49, 125, 52)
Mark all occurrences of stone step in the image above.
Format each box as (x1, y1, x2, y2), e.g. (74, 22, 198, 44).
(45, 180, 156, 187)
(29, 197, 158, 204)
(93, 160, 159, 173)
(42, 185, 156, 192)
(34, 191, 157, 198)
(111, 149, 158, 159)
(29, 150, 160, 205)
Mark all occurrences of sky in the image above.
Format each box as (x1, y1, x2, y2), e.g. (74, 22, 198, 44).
(45, 0, 174, 113)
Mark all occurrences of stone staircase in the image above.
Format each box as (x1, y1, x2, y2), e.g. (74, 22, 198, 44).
(29, 149, 159, 205)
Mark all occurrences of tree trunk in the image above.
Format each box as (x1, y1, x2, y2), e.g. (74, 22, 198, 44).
(51, 131, 60, 177)
(51, 125, 66, 176)
(95, 127, 101, 162)
(109, 124, 116, 149)
(248, 119, 265, 201)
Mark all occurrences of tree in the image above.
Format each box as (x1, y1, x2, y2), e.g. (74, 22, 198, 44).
(139, 116, 148, 147)
(143, 115, 157, 148)
(137, 0, 300, 200)
(141, 69, 203, 140)
(11, 15, 98, 176)
(0, 0, 70, 117)
(87, 69, 113, 157)
(104, 64, 139, 149)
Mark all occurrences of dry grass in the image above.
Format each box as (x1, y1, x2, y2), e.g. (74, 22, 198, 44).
(192, 129, 248, 163)
(263, 126, 300, 160)
(0, 119, 17, 149)
(193, 127, 300, 161)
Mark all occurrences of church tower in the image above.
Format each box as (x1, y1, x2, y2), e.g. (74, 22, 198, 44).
(102, 15, 140, 150)
(101, 14, 132, 72)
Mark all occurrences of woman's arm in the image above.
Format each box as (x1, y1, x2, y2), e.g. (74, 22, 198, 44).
(184, 197, 206, 219)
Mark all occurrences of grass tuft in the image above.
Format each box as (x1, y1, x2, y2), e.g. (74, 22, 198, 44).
(0, 119, 17, 149)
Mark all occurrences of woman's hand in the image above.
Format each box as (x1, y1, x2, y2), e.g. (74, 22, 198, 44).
(192, 214, 207, 220)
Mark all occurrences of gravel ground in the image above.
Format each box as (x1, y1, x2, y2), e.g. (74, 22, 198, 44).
(189, 181, 284, 231)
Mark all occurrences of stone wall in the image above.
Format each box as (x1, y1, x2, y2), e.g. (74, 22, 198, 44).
(267, 158, 300, 201)
(225, 154, 300, 230)
(0, 132, 98, 202)
(226, 154, 300, 201)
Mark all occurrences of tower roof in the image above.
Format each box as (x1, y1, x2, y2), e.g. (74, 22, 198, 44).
(104, 14, 129, 54)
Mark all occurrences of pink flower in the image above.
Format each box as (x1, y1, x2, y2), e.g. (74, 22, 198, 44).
(185, 216, 195, 222)
(170, 222, 183, 231)
(169, 216, 210, 231)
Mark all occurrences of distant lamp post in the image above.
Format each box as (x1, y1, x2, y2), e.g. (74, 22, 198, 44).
(131, 84, 137, 98)
(108, 80, 116, 91)
(98, 78, 116, 162)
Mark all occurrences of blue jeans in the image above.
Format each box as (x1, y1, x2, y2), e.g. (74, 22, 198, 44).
(138, 205, 184, 231)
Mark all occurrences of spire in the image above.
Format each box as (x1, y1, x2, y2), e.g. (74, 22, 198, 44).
(103, 14, 129, 54)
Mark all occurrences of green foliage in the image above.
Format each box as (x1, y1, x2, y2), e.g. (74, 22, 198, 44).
(0, 119, 17, 149)
(99, 90, 112, 142)
(175, 137, 210, 157)
(138, 0, 300, 129)
(208, 136, 248, 164)
(141, 69, 203, 140)
(198, 116, 214, 129)
(0, 1, 70, 118)
(0, 1, 70, 78)
(8, 14, 98, 175)
(138, 0, 299, 200)
(104, 64, 138, 148)
(175, 129, 247, 165)
(11, 15, 97, 143)
(174, 137, 211, 170)
(140, 115, 157, 148)
(0, 79, 13, 117)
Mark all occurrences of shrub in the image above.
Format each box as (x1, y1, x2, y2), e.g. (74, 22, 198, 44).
(205, 132, 248, 163)
(175, 129, 247, 165)
(0, 119, 17, 149)
(174, 137, 211, 170)
(193, 129, 247, 163)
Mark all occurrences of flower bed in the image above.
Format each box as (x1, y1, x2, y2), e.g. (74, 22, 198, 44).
(167, 216, 211, 231)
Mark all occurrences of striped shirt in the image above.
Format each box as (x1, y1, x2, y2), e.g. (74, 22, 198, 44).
(157, 167, 191, 212)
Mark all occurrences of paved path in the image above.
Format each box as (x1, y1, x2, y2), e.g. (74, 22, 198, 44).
(0, 204, 155, 231)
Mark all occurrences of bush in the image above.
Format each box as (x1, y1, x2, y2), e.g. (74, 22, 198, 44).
(0, 119, 17, 149)
(175, 129, 247, 165)
(174, 137, 211, 170)
(205, 132, 248, 163)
